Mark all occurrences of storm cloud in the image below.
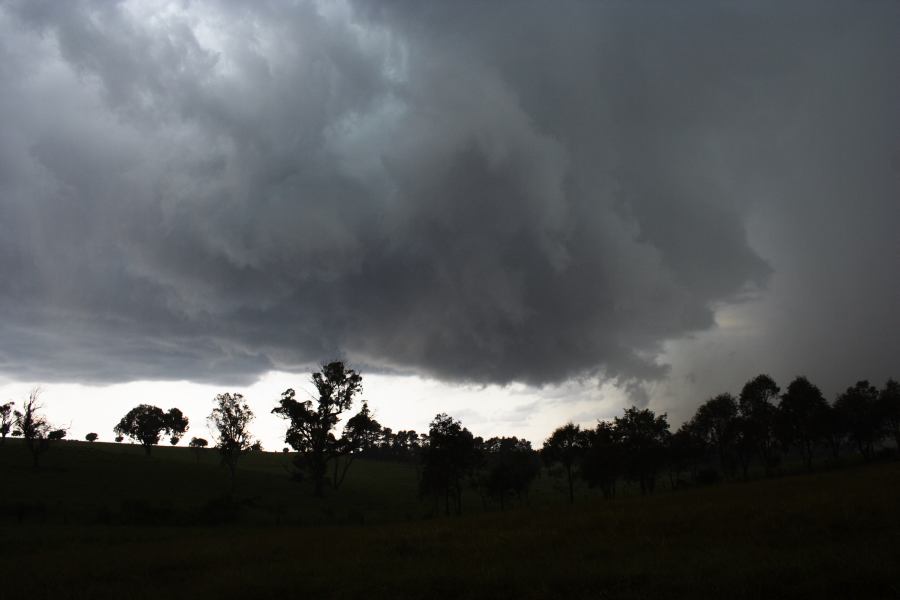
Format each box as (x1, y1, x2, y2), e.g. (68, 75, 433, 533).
(0, 1, 896, 395)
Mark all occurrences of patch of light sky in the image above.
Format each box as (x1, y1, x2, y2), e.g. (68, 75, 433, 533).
(0, 372, 632, 450)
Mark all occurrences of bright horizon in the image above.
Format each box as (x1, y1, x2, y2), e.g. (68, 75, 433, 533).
(0, 371, 634, 450)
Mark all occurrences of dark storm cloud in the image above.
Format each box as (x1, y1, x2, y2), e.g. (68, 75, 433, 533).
(0, 1, 896, 392)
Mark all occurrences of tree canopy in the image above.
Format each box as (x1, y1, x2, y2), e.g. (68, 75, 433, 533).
(542, 423, 587, 504)
(272, 361, 364, 496)
(420, 413, 479, 515)
(209, 393, 255, 492)
(113, 404, 189, 455)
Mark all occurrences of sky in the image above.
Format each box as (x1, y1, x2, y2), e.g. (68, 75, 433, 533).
(0, 0, 897, 449)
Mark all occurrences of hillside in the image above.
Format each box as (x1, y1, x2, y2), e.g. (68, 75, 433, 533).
(1, 439, 899, 599)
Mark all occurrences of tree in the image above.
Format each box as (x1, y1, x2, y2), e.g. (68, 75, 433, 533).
(0, 401, 13, 444)
(821, 402, 846, 460)
(13, 388, 56, 468)
(271, 361, 363, 496)
(692, 393, 739, 476)
(391, 429, 422, 458)
(114, 435, 124, 443)
(731, 415, 757, 479)
(739, 374, 781, 475)
(113, 404, 189, 455)
(208, 393, 255, 492)
(614, 407, 670, 495)
(581, 421, 621, 499)
(779, 376, 829, 470)
(420, 413, 478, 515)
(166, 408, 189, 444)
(85, 432, 99, 443)
(878, 379, 900, 452)
(477, 436, 539, 509)
(542, 423, 587, 504)
(331, 401, 382, 490)
(834, 381, 882, 460)
(189, 436, 208, 462)
(667, 420, 705, 488)
(343, 402, 382, 453)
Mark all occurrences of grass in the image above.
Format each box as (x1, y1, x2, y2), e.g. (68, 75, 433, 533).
(1, 439, 899, 599)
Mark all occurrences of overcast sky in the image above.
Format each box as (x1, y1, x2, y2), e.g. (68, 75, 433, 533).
(0, 0, 897, 447)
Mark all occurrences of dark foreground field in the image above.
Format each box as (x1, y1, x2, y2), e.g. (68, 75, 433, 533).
(2, 441, 899, 599)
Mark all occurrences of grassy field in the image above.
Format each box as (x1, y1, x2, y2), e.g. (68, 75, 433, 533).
(1, 439, 899, 599)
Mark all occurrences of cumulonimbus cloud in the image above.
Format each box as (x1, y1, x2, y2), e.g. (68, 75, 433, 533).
(1, 1, 893, 391)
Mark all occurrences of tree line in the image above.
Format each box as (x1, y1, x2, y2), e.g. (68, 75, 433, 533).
(540, 375, 900, 505)
(2, 367, 898, 514)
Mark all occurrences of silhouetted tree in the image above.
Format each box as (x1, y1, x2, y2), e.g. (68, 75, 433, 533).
(188, 436, 208, 462)
(0, 401, 13, 444)
(542, 423, 587, 504)
(420, 413, 478, 515)
(477, 437, 539, 509)
(878, 379, 900, 452)
(667, 420, 705, 487)
(615, 407, 670, 495)
(822, 402, 847, 460)
(834, 381, 881, 460)
(779, 376, 829, 470)
(581, 421, 621, 499)
(85, 432, 98, 443)
(331, 401, 381, 490)
(344, 402, 381, 452)
(167, 408, 189, 444)
(394, 430, 421, 454)
(271, 361, 363, 496)
(114, 435, 124, 443)
(731, 415, 757, 478)
(209, 393, 255, 492)
(13, 389, 55, 468)
(113, 404, 189, 455)
(692, 393, 739, 476)
(739, 374, 781, 475)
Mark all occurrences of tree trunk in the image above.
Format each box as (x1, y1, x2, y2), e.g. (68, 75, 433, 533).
(803, 440, 813, 471)
(334, 455, 355, 490)
(829, 436, 841, 460)
(858, 439, 872, 461)
(311, 454, 327, 497)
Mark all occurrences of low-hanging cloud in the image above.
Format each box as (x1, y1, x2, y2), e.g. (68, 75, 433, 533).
(0, 1, 895, 394)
